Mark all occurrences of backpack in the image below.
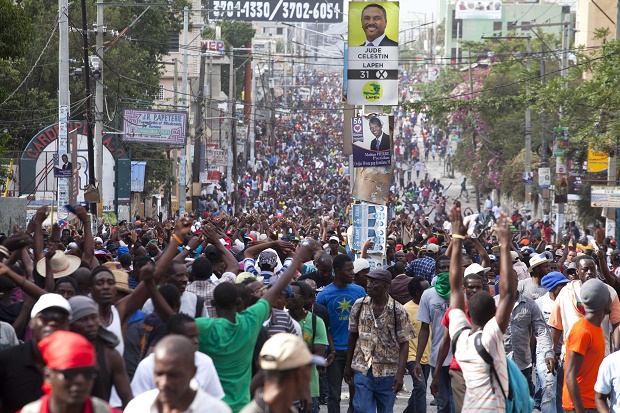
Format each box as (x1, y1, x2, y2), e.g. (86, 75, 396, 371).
(452, 327, 534, 413)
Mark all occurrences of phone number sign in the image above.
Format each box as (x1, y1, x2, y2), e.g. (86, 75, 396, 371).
(209, 0, 344, 22)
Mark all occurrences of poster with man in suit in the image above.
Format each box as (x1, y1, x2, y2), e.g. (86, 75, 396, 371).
(351, 116, 393, 167)
(347, 2, 399, 105)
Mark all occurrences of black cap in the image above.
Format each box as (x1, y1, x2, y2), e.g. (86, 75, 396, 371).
(366, 269, 392, 284)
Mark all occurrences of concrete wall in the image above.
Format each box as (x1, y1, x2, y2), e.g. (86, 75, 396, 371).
(575, 0, 615, 48)
(0, 198, 28, 234)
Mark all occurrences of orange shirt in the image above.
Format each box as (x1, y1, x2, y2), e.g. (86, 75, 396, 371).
(562, 318, 605, 410)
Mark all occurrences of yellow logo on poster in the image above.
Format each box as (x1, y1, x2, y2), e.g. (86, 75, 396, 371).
(587, 145, 609, 173)
(362, 82, 383, 102)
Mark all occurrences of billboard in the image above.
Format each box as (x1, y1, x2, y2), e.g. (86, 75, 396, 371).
(351, 116, 392, 167)
(591, 186, 620, 208)
(209, 0, 344, 22)
(123, 109, 187, 145)
(455, 0, 502, 19)
(587, 145, 609, 173)
(347, 2, 399, 105)
(200, 40, 226, 56)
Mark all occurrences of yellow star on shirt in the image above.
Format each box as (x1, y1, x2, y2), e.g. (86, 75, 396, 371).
(336, 297, 353, 314)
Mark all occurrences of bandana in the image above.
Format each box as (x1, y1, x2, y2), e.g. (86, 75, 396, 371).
(434, 272, 451, 299)
(38, 331, 96, 370)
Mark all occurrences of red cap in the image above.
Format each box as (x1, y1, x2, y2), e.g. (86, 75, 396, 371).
(428, 237, 438, 245)
(395, 244, 403, 251)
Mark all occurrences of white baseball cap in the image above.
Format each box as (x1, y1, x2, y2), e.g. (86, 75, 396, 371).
(31, 293, 72, 319)
(464, 263, 491, 277)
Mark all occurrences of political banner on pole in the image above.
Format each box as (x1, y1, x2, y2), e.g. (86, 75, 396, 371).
(352, 204, 387, 255)
(351, 116, 392, 167)
(346, 2, 399, 105)
(538, 167, 551, 188)
(553, 127, 569, 157)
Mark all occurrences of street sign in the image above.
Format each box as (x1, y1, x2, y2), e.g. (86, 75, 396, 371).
(591, 186, 620, 208)
(346, 2, 399, 105)
(208, 0, 344, 22)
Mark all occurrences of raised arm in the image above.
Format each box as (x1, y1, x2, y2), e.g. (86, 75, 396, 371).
(471, 237, 490, 268)
(75, 206, 95, 268)
(32, 206, 49, 263)
(115, 217, 192, 322)
(262, 240, 317, 307)
(495, 212, 518, 333)
(448, 205, 465, 312)
(203, 224, 239, 275)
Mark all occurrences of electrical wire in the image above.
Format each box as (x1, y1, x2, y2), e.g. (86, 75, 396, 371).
(0, 21, 58, 110)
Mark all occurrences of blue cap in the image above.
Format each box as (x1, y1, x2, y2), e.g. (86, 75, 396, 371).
(270, 280, 293, 297)
(117, 246, 130, 256)
(541, 271, 569, 291)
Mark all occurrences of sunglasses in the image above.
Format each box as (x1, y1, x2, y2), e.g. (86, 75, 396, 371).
(51, 367, 98, 381)
(38, 311, 69, 323)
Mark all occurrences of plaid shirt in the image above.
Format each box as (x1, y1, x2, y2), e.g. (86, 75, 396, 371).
(185, 271, 236, 317)
(405, 257, 436, 283)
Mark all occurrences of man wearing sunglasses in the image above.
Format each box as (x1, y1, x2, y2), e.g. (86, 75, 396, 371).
(20, 330, 120, 413)
(0, 294, 72, 413)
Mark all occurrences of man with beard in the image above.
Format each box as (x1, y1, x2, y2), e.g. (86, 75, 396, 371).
(518, 253, 552, 300)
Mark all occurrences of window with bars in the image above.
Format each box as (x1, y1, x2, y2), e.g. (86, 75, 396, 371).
(158, 84, 164, 101)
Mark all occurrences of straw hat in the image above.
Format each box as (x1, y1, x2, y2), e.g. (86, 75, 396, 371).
(112, 270, 132, 294)
(36, 251, 81, 279)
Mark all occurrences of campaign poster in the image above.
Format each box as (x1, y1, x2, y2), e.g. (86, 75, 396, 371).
(553, 127, 569, 157)
(347, 2, 399, 105)
(352, 115, 393, 167)
(538, 167, 551, 189)
(351, 204, 388, 255)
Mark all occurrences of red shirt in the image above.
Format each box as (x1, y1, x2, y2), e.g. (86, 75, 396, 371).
(19, 395, 121, 413)
(442, 303, 471, 371)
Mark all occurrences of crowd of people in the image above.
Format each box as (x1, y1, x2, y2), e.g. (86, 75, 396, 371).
(0, 189, 618, 413)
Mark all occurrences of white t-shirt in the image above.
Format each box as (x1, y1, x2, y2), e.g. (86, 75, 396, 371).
(449, 309, 508, 413)
(594, 351, 620, 413)
(142, 290, 207, 318)
(125, 386, 231, 413)
(131, 352, 225, 400)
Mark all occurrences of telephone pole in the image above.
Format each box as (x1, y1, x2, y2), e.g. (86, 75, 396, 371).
(80, 0, 96, 216)
(58, 0, 70, 219)
(192, 43, 207, 212)
(94, 1, 104, 217)
(541, 44, 551, 218)
(179, 6, 189, 216)
(467, 48, 481, 211)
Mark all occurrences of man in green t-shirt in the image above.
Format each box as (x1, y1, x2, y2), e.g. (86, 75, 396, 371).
(289, 281, 329, 411)
(197, 240, 317, 413)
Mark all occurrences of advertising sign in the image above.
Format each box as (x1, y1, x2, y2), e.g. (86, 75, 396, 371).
(455, 0, 502, 19)
(591, 186, 620, 208)
(351, 204, 388, 255)
(123, 109, 187, 145)
(199, 40, 226, 56)
(448, 127, 460, 155)
(208, 0, 344, 22)
(553, 127, 569, 157)
(347, 2, 399, 105)
(587, 145, 609, 173)
(351, 116, 392, 167)
(206, 149, 227, 167)
(538, 167, 551, 189)
(522, 171, 533, 185)
(200, 169, 221, 183)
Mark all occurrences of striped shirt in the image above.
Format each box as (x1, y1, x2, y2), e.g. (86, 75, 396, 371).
(449, 309, 508, 413)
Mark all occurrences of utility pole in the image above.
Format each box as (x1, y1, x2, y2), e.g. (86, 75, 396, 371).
(269, 45, 276, 148)
(80, 0, 96, 216)
(95, 1, 104, 217)
(467, 48, 481, 211)
(192, 44, 207, 212)
(58, 0, 70, 219)
(525, 36, 532, 211)
(229, 49, 238, 211)
(541, 44, 550, 218)
(613, 11, 620, 240)
(556, 14, 570, 237)
(179, 6, 188, 216)
(249, 61, 257, 164)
